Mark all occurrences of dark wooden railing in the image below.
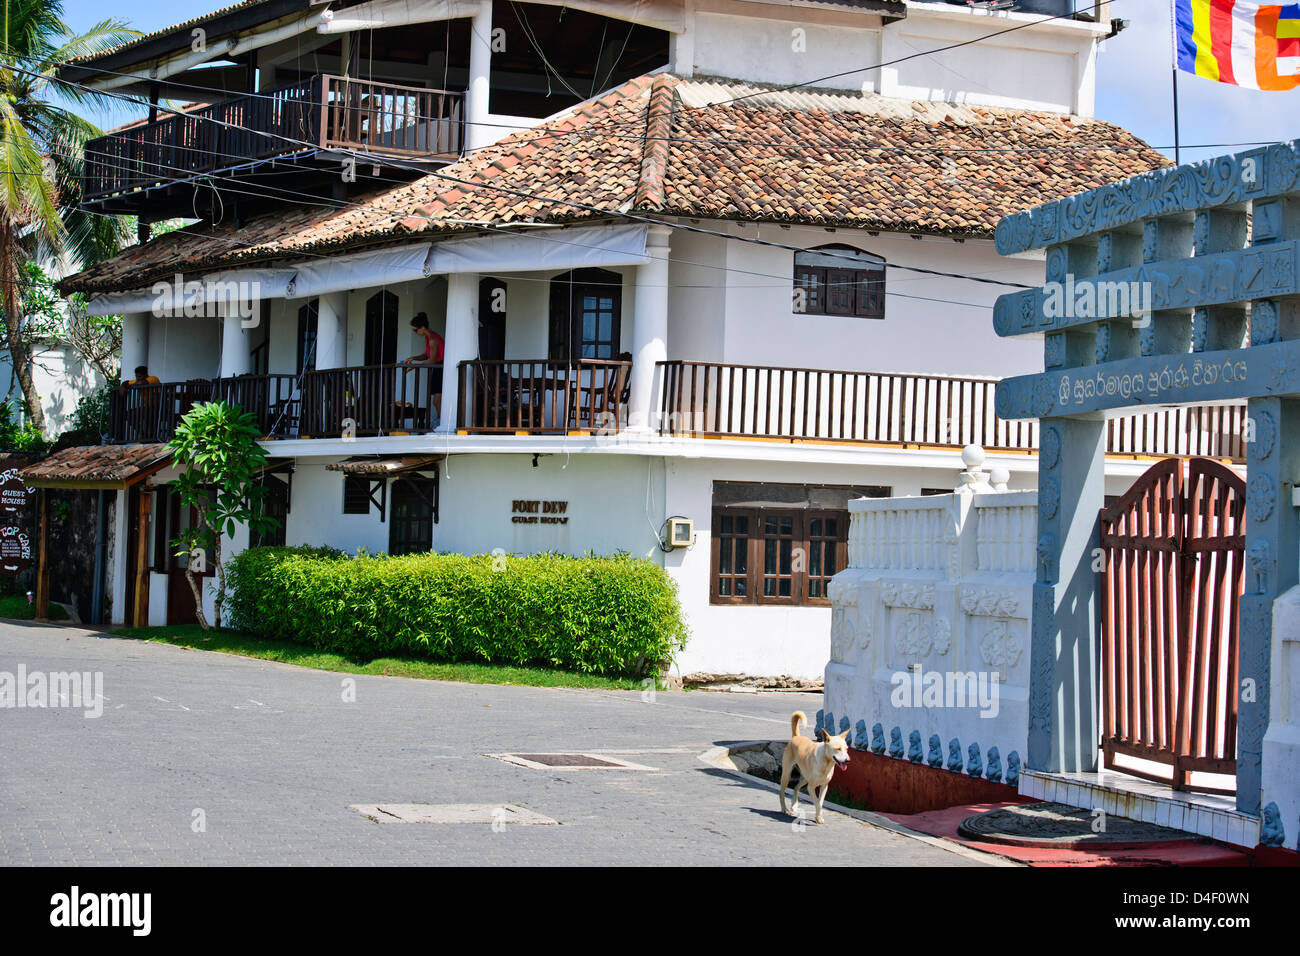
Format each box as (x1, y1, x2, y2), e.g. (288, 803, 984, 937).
(322, 75, 463, 157)
(300, 363, 440, 438)
(456, 358, 633, 434)
(108, 359, 1247, 459)
(656, 361, 1247, 460)
(108, 365, 439, 443)
(84, 75, 463, 200)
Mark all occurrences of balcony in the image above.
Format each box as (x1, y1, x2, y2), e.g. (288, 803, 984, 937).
(84, 75, 463, 214)
(656, 361, 1247, 461)
(454, 359, 633, 434)
(106, 358, 1246, 463)
(109, 364, 441, 443)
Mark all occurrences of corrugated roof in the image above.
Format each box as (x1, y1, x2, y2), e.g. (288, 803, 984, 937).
(325, 456, 442, 475)
(64, 1, 276, 66)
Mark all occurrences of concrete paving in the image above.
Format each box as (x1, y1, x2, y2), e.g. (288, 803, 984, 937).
(0, 620, 986, 866)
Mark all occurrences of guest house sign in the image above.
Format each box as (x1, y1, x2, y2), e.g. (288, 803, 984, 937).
(0, 469, 28, 513)
(511, 500, 570, 525)
(993, 139, 1300, 818)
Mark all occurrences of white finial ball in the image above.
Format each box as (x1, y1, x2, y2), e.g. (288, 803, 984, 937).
(990, 466, 1010, 488)
(961, 444, 986, 469)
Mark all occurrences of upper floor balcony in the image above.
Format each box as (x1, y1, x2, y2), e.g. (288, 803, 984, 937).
(84, 75, 463, 217)
(107, 357, 1247, 466)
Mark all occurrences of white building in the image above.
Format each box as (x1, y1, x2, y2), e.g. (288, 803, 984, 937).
(35, 0, 1230, 678)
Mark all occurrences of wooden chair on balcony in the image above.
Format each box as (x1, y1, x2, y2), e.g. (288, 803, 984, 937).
(572, 355, 632, 433)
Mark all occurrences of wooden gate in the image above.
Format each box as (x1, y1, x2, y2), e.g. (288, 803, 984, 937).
(1099, 457, 1244, 793)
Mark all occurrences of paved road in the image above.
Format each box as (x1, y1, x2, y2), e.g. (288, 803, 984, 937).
(0, 621, 984, 866)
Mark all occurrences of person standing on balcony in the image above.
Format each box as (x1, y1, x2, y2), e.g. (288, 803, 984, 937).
(401, 313, 445, 428)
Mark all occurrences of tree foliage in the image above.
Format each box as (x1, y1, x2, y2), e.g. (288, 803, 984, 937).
(168, 400, 277, 630)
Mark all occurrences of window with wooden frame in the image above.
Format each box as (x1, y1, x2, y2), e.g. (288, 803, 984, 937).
(548, 268, 622, 360)
(710, 482, 889, 607)
(711, 508, 848, 606)
(793, 244, 885, 319)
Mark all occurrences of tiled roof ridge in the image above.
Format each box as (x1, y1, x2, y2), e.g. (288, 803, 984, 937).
(633, 73, 679, 211)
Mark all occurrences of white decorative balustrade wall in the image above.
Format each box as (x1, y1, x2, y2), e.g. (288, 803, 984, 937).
(824, 486, 1037, 778)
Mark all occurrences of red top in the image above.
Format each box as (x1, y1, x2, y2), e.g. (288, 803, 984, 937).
(425, 331, 445, 363)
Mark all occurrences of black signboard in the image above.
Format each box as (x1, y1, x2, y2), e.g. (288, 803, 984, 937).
(0, 525, 31, 575)
(0, 468, 28, 514)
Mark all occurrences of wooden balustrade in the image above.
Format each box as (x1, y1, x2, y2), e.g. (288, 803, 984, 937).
(108, 365, 439, 443)
(656, 360, 1246, 460)
(106, 358, 1248, 457)
(657, 360, 1036, 449)
(299, 363, 440, 438)
(84, 75, 463, 201)
(456, 359, 632, 434)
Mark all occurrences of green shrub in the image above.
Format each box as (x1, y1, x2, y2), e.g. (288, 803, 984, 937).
(225, 546, 688, 678)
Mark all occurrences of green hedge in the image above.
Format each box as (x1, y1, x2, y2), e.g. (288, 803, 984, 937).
(224, 546, 688, 678)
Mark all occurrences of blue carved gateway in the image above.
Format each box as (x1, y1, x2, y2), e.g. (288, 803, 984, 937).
(994, 140, 1300, 817)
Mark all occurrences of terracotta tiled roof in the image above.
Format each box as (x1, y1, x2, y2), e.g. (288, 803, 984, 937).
(20, 444, 172, 486)
(61, 72, 1169, 295)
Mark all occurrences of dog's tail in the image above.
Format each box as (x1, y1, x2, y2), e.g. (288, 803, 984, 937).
(791, 711, 806, 738)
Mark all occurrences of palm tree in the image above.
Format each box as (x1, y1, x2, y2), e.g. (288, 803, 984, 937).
(0, 0, 134, 433)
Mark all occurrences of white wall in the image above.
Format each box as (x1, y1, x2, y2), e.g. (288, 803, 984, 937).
(1264, 586, 1300, 850)
(712, 225, 1045, 379)
(824, 488, 1036, 772)
(691, 9, 883, 94)
(688, 0, 1104, 115)
(664, 454, 1032, 680)
(144, 315, 222, 381)
(0, 342, 105, 436)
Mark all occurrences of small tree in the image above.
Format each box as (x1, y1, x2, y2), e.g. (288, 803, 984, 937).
(168, 401, 278, 630)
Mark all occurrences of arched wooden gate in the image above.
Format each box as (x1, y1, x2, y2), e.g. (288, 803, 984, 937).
(1098, 457, 1245, 793)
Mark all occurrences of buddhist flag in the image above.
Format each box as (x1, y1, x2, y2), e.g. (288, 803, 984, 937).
(1175, 0, 1300, 89)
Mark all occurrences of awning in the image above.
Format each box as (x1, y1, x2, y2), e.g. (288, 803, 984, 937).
(325, 455, 442, 476)
(82, 223, 650, 315)
(20, 444, 173, 489)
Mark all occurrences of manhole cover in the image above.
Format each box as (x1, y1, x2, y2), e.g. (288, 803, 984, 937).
(489, 753, 656, 770)
(958, 802, 1196, 847)
(351, 803, 558, 825)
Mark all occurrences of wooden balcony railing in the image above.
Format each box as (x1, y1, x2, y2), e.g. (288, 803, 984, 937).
(108, 365, 440, 443)
(456, 359, 633, 434)
(656, 361, 1247, 460)
(108, 359, 1247, 461)
(299, 363, 440, 438)
(84, 74, 463, 201)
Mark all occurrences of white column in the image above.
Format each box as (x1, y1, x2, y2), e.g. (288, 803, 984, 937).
(315, 292, 348, 369)
(220, 312, 251, 378)
(466, 0, 494, 153)
(439, 272, 479, 433)
(628, 225, 671, 432)
(120, 312, 149, 379)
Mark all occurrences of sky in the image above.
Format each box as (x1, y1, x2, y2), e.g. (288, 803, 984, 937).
(62, 0, 1300, 162)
